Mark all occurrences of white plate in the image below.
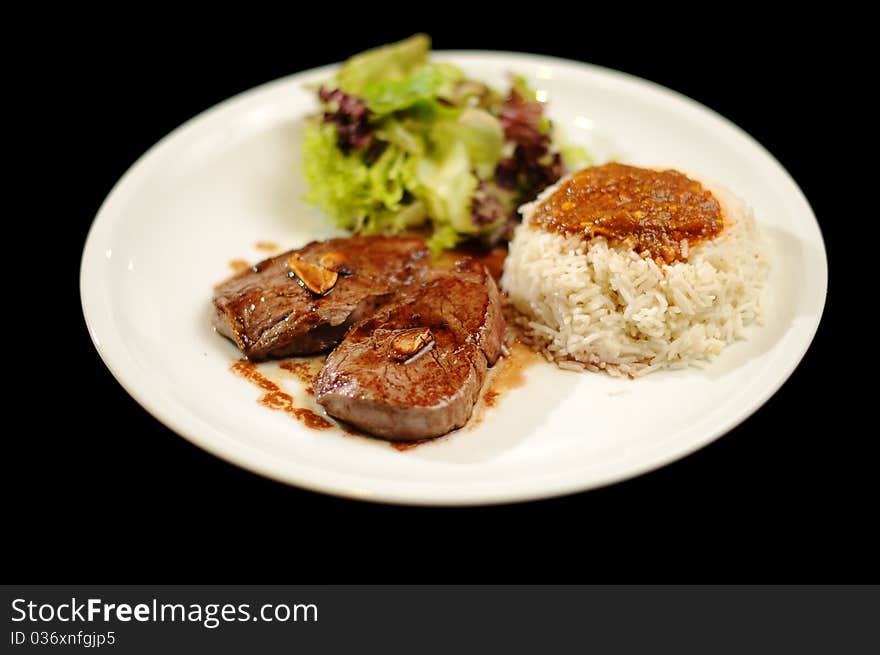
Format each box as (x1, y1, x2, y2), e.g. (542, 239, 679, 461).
(80, 52, 827, 505)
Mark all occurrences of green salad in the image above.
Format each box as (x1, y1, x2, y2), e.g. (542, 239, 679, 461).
(303, 34, 589, 253)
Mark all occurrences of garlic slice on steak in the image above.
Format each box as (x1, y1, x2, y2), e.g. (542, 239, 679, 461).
(287, 255, 338, 295)
(390, 328, 434, 362)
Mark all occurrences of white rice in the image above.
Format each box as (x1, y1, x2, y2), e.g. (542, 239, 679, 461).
(501, 179, 770, 377)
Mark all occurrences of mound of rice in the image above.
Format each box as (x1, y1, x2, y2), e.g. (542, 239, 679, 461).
(501, 179, 769, 377)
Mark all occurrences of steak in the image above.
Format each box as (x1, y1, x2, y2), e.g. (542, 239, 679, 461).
(213, 236, 429, 360)
(314, 258, 505, 440)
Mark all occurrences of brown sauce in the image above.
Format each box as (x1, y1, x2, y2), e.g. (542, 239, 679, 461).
(470, 333, 541, 428)
(279, 358, 325, 395)
(299, 412, 332, 431)
(228, 258, 251, 273)
(531, 163, 723, 264)
(482, 390, 500, 407)
(255, 241, 281, 252)
(487, 338, 540, 397)
(230, 360, 332, 429)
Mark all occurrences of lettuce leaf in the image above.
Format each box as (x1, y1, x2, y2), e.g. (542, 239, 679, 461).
(430, 108, 504, 178)
(362, 66, 445, 115)
(374, 119, 425, 155)
(414, 140, 479, 235)
(337, 34, 430, 96)
(302, 122, 370, 229)
(303, 122, 424, 233)
(426, 222, 460, 254)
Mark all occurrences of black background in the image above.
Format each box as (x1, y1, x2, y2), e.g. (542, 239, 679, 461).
(12, 13, 869, 581)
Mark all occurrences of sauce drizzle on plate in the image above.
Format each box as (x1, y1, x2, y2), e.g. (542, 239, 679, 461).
(230, 360, 332, 429)
(469, 334, 542, 428)
(279, 358, 325, 395)
(228, 258, 251, 273)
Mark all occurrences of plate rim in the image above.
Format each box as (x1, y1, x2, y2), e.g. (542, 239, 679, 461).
(80, 50, 829, 506)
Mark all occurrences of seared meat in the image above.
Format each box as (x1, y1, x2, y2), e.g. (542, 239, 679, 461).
(314, 258, 505, 440)
(213, 236, 429, 360)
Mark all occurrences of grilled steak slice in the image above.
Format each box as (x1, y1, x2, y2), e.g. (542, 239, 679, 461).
(213, 236, 429, 360)
(314, 258, 505, 440)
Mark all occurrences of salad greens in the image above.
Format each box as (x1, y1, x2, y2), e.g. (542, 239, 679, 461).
(303, 34, 589, 253)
